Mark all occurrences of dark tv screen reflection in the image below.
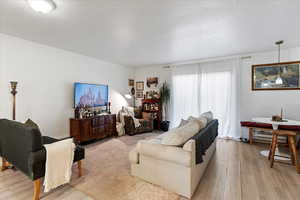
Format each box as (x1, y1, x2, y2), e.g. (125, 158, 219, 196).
(74, 83, 108, 108)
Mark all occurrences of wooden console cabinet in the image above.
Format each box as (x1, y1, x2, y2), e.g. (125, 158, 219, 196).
(70, 114, 117, 143)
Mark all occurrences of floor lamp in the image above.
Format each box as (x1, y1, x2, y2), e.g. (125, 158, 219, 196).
(10, 81, 18, 120)
(2, 82, 18, 170)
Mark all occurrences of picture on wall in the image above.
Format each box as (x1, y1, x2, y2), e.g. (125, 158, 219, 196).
(136, 91, 143, 98)
(136, 81, 144, 91)
(146, 77, 158, 88)
(252, 61, 300, 90)
(128, 79, 134, 87)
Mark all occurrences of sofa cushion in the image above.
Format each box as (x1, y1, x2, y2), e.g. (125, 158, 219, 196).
(24, 118, 40, 130)
(137, 141, 192, 167)
(178, 119, 189, 127)
(161, 120, 204, 146)
(134, 107, 143, 119)
(187, 116, 208, 128)
(200, 111, 213, 123)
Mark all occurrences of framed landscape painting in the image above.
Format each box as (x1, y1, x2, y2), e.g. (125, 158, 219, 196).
(252, 61, 300, 90)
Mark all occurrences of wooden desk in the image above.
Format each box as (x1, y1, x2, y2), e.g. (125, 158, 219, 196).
(241, 118, 300, 162)
(241, 119, 300, 145)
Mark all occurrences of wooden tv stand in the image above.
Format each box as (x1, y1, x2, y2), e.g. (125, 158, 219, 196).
(70, 114, 117, 143)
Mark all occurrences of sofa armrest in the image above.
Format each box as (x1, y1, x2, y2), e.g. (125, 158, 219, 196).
(183, 139, 196, 165)
(137, 141, 192, 167)
(124, 116, 135, 135)
(28, 149, 46, 180)
(129, 147, 139, 164)
(183, 139, 195, 152)
(27, 139, 85, 180)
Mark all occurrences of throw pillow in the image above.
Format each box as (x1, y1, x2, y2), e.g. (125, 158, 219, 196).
(134, 107, 142, 119)
(187, 116, 208, 128)
(24, 118, 40, 130)
(200, 111, 213, 123)
(161, 120, 201, 146)
(178, 119, 189, 127)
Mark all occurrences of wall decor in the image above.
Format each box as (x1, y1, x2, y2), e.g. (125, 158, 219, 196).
(146, 77, 158, 88)
(128, 79, 134, 87)
(252, 61, 300, 90)
(136, 91, 143, 98)
(136, 81, 144, 91)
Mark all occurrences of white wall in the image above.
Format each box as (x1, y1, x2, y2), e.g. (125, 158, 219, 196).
(134, 66, 172, 120)
(240, 48, 300, 121)
(134, 47, 300, 137)
(239, 48, 300, 137)
(0, 33, 133, 138)
(134, 66, 172, 106)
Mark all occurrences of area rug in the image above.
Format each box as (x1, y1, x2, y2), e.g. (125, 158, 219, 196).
(69, 132, 185, 200)
(0, 132, 185, 200)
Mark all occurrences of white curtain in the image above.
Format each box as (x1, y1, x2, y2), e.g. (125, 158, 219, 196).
(171, 59, 241, 139)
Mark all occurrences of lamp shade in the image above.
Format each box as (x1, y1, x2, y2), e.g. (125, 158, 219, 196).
(125, 94, 132, 99)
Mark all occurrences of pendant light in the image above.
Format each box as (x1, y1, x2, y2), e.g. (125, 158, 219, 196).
(275, 40, 284, 85)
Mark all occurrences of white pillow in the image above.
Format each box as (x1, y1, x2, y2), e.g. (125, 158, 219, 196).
(187, 116, 208, 128)
(200, 111, 213, 123)
(161, 120, 202, 146)
(178, 119, 189, 127)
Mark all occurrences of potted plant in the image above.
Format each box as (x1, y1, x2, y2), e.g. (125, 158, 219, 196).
(159, 81, 171, 131)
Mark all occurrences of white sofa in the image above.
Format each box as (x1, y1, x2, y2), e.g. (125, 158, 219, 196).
(129, 131, 217, 198)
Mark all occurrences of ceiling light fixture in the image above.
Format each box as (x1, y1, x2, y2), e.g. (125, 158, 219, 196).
(27, 0, 56, 14)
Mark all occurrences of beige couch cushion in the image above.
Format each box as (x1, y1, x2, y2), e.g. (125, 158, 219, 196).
(161, 120, 203, 146)
(136, 141, 192, 167)
(187, 116, 208, 128)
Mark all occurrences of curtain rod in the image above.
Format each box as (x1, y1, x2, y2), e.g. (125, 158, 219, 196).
(162, 55, 252, 68)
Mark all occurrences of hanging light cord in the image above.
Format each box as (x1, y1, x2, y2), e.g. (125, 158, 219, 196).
(278, 43, 280, 63)
(275, 40, 284, 63)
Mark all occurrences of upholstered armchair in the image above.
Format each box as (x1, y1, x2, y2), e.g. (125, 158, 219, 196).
(123, 115, 154, 136)
(0, 119, 85, 200)
(118, 107, 154, 136)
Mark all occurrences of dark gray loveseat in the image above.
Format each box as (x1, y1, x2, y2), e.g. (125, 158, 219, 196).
(0, 119, 85, 200)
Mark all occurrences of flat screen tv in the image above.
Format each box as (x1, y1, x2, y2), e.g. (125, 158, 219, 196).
(74, 83, 108, 108)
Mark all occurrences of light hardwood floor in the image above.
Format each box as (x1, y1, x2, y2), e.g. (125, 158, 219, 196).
(0, 135, 299, 200)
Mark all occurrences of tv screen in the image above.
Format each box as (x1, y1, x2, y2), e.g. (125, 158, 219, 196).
(74, 83, 108, 108)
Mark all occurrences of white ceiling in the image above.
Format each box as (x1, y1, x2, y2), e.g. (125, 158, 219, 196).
(1, 0, 300, 67)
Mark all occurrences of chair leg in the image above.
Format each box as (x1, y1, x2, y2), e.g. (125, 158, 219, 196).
(249, 128, 253, 145)
(288, 136, 295, 165)
(77, 160, 82, 177)
(270, 134, 278, 168)
(289, 136, 300, 173)
(268, 134, 275, 160)
(33, 179, 41, 200)
(1, 158, 8, 171)
(1, 158, 5, 171)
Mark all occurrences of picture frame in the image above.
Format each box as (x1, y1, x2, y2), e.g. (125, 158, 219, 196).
(136, 91, 143, 98)
(252, 61, 300, 90)
(136, 81, 144, 91)
(128, 79, 134, 87)
(146, 77, 158, 88)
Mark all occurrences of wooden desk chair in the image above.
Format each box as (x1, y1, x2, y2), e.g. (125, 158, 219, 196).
(268, 130, 300, 173)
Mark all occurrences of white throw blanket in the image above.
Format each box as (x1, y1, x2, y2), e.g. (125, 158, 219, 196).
(43, 138, 75, 193)
(130, 114, 141, 128)
(121, 107, 141, 128)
